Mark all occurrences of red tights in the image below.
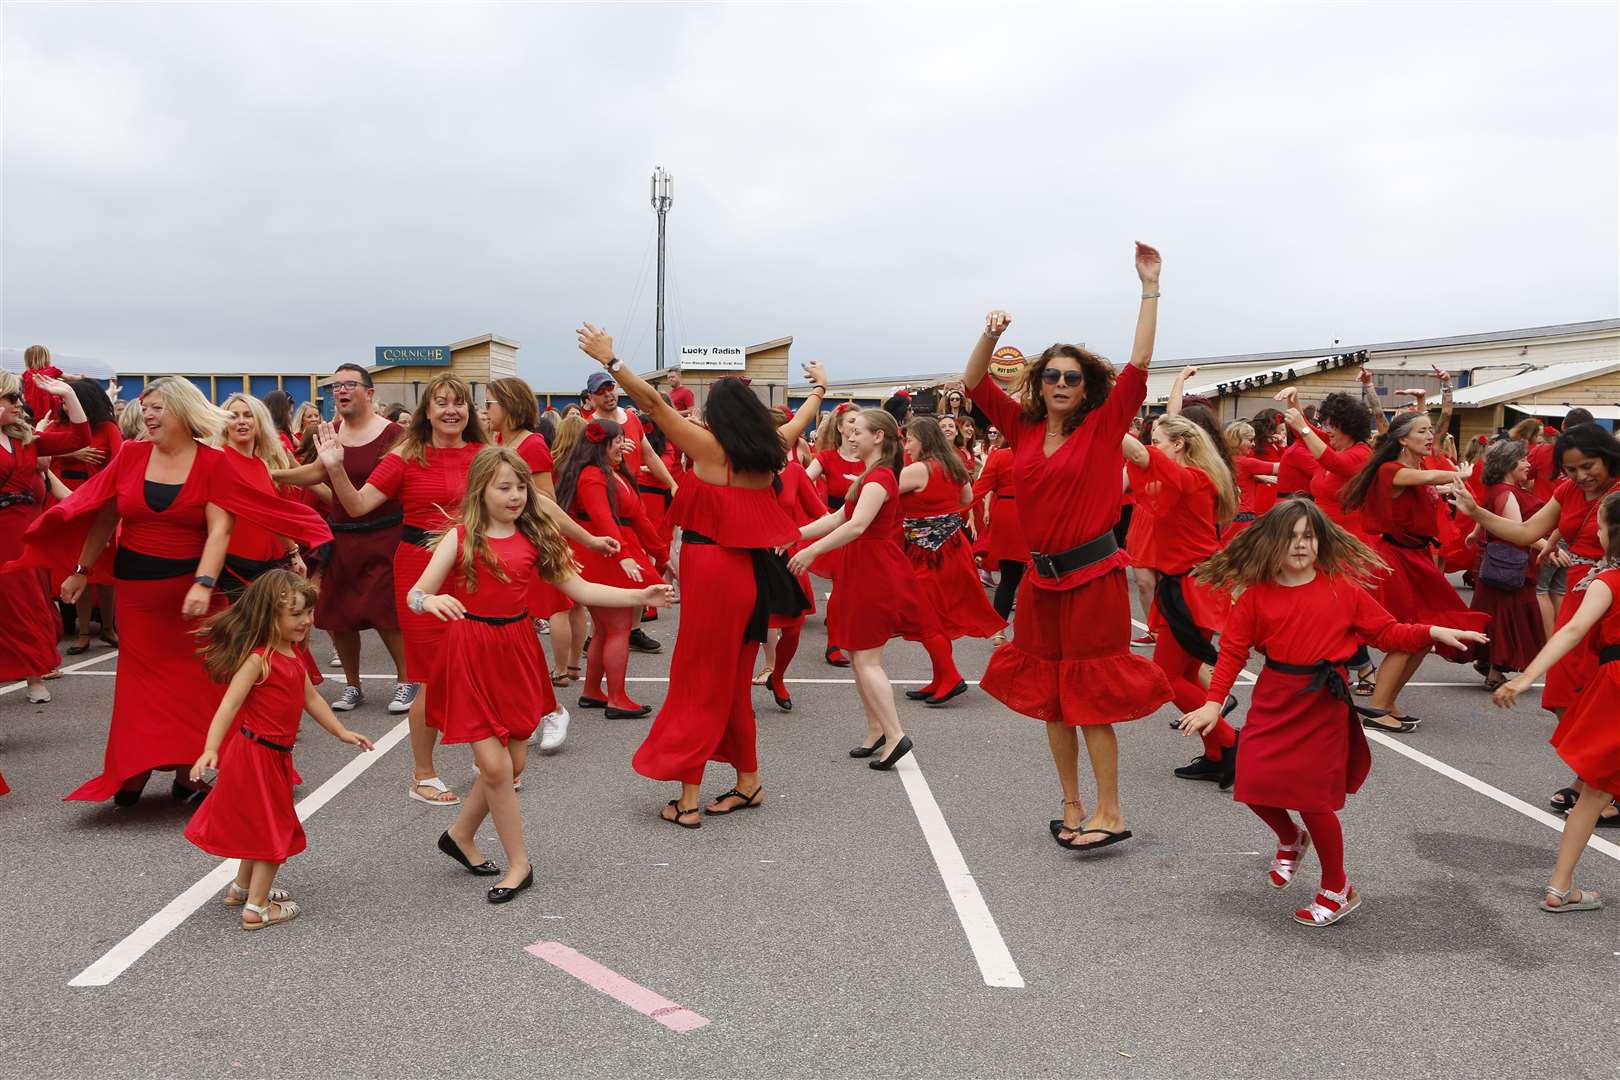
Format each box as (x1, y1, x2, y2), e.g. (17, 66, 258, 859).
(917, 634, 963, 696)
(1247, 804, 1346, 893)
(584, 607, 639, 710)
(1155, 631, 1236, 759)
(768, 623, 802, 700)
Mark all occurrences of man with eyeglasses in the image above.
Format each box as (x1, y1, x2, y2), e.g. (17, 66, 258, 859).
(279, 363, 412, 714)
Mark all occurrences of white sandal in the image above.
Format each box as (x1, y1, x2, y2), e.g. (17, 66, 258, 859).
(1293, 885, 1360, 926)
(751, 667, 774, 686)
(242, 899, 300, 930)
(224, 882, 292, 907)
(1540, 886, 1603, 913)
(408, 776, 462, 806)
(1268, 833, 1311, 889)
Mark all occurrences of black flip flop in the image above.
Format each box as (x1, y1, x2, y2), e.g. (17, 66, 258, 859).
(1048, 820, 1084, 848)
(1550, 786, 1580, 812)
(1064, 828, 1132, 853)
(1596, 803, 1620, 829)
(704, 787, 763, 815)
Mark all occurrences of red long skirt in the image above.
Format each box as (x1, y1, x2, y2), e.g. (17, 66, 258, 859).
(905, 532, 1005, 640)
(1544, 564, 1598, 713)
(1551, 665, 1620, 796)
(1469, 577, 1544, 673)
(67, 576, 227, 801)
(439, 617, 554, 745)
(980, 569, 1172, 726)
(391, 542, 450, 730)
(633, 542, 759, 784)
(184, 730, 305, 863)
(316, 526, 399, 633)
(0, 565, 60, 680)
(1233, 667, 1368, 813)
(1369, 540, 1489, 661)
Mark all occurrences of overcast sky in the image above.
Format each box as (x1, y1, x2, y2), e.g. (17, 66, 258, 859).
(4, 2, 1616, 388)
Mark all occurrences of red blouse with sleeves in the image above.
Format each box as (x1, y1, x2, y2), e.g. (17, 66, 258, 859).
(1308, 435, 1372, 527)
(969, 362, 1147, 590)
(814, 448, 865, 505)
(366, 443, 481, 532)
(572, 467, 667, 570)
(1125, 445, 1219, 575)
(1206, 574, 1434, 702)
(1275, 437, 1320, 495)
(775, 460, 826, 527)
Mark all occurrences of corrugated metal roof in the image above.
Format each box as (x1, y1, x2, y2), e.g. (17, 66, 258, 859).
(1507, 402, 1620, 421)
(1449, 359, 1620, 407)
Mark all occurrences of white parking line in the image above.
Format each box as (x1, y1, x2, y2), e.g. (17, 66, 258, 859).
(0, 650, 121, 695)
(68, 716, 412, 986)
(893, 752, 1024, 989)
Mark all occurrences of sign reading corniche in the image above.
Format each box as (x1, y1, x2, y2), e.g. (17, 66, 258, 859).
(678, 345, 746, 371)
(374, 346, 451, 367)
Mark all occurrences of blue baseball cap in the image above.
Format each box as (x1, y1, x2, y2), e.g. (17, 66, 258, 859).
(586, 371, 616, 393)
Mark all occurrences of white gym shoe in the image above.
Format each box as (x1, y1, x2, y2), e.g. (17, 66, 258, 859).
(327, 652, 343, 669)
(331, 685, 364, 712)
(537, 707, 570, 753)
(534, 618, 550, 635)
(388, 682, 418, 714)
(26, 684, 50, 704)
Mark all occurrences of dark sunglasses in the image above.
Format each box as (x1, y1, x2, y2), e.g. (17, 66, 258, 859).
(0, 392, 20, 404)
(1040, 369, 1084, 387)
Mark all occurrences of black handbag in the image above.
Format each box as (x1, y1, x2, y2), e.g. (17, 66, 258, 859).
(1478, 541, 1529, 591)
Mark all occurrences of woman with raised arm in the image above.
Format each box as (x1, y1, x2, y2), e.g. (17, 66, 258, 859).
(961, 243, 1173, 854)
(577, 323, 824, 828)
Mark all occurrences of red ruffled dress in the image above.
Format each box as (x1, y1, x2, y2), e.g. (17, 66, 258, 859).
(0, 421, 88, 680)
(1359, 461, 1490, 660)
(633, 472, 800, 785)
(1468, 482, 1546, 672)
(901, 461, 1003, 639)
(968, 367, 1172, 726)
(316, 420, 402, 634)
(500, 430, 573, 619)
(438, 528, 555, 744)
(827, 469, 940, 650)
(770, 460, 825, 629)
(184, 647, 310, 863)
(1542, 479, 1616, 711)
(567, 467, 665, 589)
(46, 419, 123, 587)
(1550, 567, 1620, 796)
(972, 447, 1026, 565)
(1207, 575, 1434, 812)
(8, 442, 331, 801)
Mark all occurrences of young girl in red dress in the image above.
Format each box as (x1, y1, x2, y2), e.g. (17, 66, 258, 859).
(412, 447, 671, 901)
(1338, 410, 1487, 733)
(578, 324, 825, 828)
(1122, 414, 1241, 785)
(790, 409, 935, 768)
(185, 571, 374, 929)
(316, 372, 486, 808)
(1181, 500, 1486, 927)
(806, 404, 864, 667)
(555, 418, 669, 719)
(1492, 489, 1620, 913)
(898, 417, 1005, 704)
(1465, 440, 1547, 687)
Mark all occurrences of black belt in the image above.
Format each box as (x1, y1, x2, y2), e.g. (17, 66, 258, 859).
(1262, 655, 1356, 708)
(114, 547, 199, 581)
(1030, 529, 1119, 581)
(1153, 572, 1218, 666)
(681, 530, 808, 643)
(1380, 532, 1438, 551)
(331, 512, 403, 534)
(1278, 491, 1315, 501)
(463, 610, 529, 626)
(222, 552, 290, 591)
(240, 724, 293, 753)
(995, 494, 1016, 502)
(825, 494, 845, 512)
(0, 491, 37, 509)
(638, 483, 673, 503)
(683, 529, 716, 546)
(1600, 646, 1620, 665)
(401, 525, 435, 548)
(59, 470, 90, 481)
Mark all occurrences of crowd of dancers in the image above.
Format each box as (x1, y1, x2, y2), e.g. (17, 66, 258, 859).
(1, 243, 1616, 931)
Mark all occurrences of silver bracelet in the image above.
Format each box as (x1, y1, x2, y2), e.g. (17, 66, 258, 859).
(1141, 291, 1161, 300)
(408, 589, 427, 614)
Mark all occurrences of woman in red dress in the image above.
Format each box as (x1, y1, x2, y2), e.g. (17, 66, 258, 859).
(314, 372, 487, 808)
(973, 436, 1026, 643)
(790, 409, 936, 767)
(0, 371, 89, 703)
(413, 447, 672, 901)
(1337, 410, 1486, 733)
(1182, 501, 1485, 926)
(18, 377, 331, 805)
(185, 571, 373, 928)
(217, 393, 310, 596)
(806, 404, 864, 668)
(1464, 440, 1547, 687)
(1222, 420, 1279, 541)
(964, 243, 1174, 853)
(554, 417, 668, 719)
(1493, 490, 1620, 911)
(47, 379, 123, 654)
(898, 417, 1005, 704)
(578, 323, 824, 828)
(1122, 414, 1240, 785)
(262, 390, 299, 457)
(758, 416, 827, 713)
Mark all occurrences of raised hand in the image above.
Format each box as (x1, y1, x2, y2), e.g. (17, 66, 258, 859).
(1134, 241, 1162, 285)
(1284, 406, 1309, 432)
(314, 423, 344, 471)
(1179, 365, 1199, 381)
(1431, 365, 1452, 384)
(803, 359, 828, 387)
(1272, 386, 1301, 408)
(35, 376, 74, 398)
(984, 310, 1012, 339)
(1358, 366, 1374, 386)
(576, 323, 615, 365)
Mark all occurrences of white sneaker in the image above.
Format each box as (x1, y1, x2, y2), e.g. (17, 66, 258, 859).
(331, 685, 364, 712)
(26, 684, 50, 704)
(327, 652, 343, 669)
(537, 707, 570, 753)
(534, 618, 551, 635)
(388, 682, 418, 714)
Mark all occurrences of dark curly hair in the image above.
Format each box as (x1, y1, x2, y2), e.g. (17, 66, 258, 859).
(1316, 392, 1373, 444)
(1016, 344, 1116, 435)
(1553, 423, 1620, 480)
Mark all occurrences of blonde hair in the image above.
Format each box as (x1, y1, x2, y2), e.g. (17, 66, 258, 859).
(847, 408, 905, 505)
(397, 373, 488, 467)
(118, 400, 145, 440)
(0, 372, 36, 444)
(1222, 420, 1255, 459)
(141, 377, 226, 443)
(216, 393, 291, 471)
(448, 446, 575, 591)
(551, 414, 587, 469)
(1155, 414, 1239, 524)
(23, 345, 51, 371)
(814, 402, 855, 453)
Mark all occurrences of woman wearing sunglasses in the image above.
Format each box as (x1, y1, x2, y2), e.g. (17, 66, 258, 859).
(961, 242, 1173, 855)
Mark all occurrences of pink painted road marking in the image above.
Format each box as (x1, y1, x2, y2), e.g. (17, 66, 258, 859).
(525, 941, 711, 1034)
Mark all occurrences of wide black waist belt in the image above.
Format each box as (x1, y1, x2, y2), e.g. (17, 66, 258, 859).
(222, 552, 288, 587)
(1029, 529, 1119, 581)
(1600, 645, 1620, 665)
(240, 724, 293, 753)
(1381, 532, 1438, 551)
(681, 530, 808, 643)
(0, 491, 37, 509)
(1153, 572, 1218, 666)
(1279, 491, 1315, 501)
(463, 610, 529, 626)
(114, 546, 199, 581)
(1263, 655, 1356, 708)
(332, 512, 403, 534)
(995, 494, 1015, 502)
(638, 483, 673, 502)
(59, 470, 90, 481)
(401, 525, 435, 548)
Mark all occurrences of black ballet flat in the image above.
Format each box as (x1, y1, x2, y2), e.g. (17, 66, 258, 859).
(171, 780, 209, 805)
(904, 687, 933, 701)
(604, 704, 652, 720)
(577, 696, 608, 709)
(925, 681, 968, 707)
(848, 735, 886, 759)
(773, 692, 793, 712)
(487, 865, 535, 904)
(112, 788, 142, 808)
(868, 735, 914, 771)
(438, 831, 500, 876)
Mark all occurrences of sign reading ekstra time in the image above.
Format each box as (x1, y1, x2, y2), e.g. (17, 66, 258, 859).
(678, 345, 746, 371)
(375, 346, 451, 367)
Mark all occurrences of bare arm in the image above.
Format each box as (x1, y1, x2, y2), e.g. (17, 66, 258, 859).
(1128, 241, 1162, 371)
(1499, 580, 1613, 702)
(1357, 368, 1390, 436)
(1167, 366, 1197, 416)
(963, 310, 1011, 392)
(1451, 481, 1562, 545)
(1121, 433, 1151, 469)
(556, 573, 673, 611)
(314, 426, 390, 517)
(898, 460, 930, 496)
(304, 674, 373, 748)
(1391, 467, 1467, 488)
(639, 437, 677, 489)
(1435, 366, 1453, 438)
(789, 479, 888, 571)
(271, 460, 327, 487)
(189, 656, 264, 779)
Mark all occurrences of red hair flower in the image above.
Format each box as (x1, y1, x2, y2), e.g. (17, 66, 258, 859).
(585, 420, 608, 444)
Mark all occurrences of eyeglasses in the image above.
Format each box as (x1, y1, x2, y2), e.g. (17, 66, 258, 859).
(0, 393, 19, 404)
(1040, 369, 1084, 387)
(330, 380, 365, 391)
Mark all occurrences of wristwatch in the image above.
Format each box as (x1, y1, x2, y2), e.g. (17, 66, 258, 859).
(408, 588, 427, 614)
(194, 574, 217, 589)
(72, 563, 90, 577)
(608, 358, 625, 372)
